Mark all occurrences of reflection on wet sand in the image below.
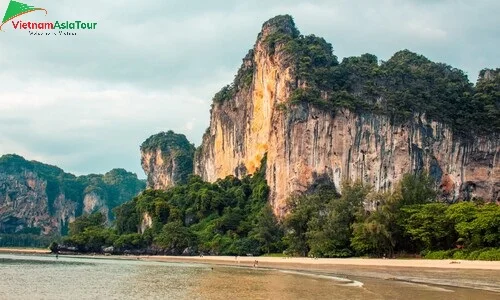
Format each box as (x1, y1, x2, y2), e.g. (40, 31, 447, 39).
(0, 254, 499, 300)
(192, 266, 500, 300)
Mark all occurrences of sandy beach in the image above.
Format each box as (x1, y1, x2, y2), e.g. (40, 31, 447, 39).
(139, 255, 500, 271)
(1, 248, 499, 271)
(0, 248, 50, 255)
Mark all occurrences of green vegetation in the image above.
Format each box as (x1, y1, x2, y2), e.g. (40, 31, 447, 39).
(212, 50, 255, 104)
(275, 33, 489, 136)
(425, 248, 500, 261)
(0, 155, 145, 219)
(63, 157, 283, 255)
(140, 131, 195, 184)
(0, 154, 85, 214)
(79, 169, 146, 215)
(62, 168, 500, 260)
(0, 154, 145, 241)
(282, 173, 500, 260)
(49, 242, 59, 253)
(471, 69, 500, 134)
(63, 212, 116, 252)
(140, 130, 194, 154)
(213, 85, 236, 104)
(0, 234, 56, 248)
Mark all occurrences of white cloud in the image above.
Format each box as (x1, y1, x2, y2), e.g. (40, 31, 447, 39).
(0, 0, 499, 177)
(407, 21, 447, 40)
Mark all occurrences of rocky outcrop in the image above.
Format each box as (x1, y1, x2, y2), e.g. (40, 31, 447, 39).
(0, 170, 76, 235)
(140, 131, 195, 189)
(83, 192, 109, 221)
(139, 212, 153, 234)
(194, 15, 499, 216)
(0, 154, 145, 235)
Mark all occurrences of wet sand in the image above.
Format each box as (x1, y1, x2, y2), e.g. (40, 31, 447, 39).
(138, 256, 500, 293)
(2, 250, 500, 294)
(140, 255, 500, 293)
(2, 253, 498, 300)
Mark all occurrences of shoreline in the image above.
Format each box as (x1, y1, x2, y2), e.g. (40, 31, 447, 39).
(1, 248, 499, 271)
(139, 255, 500, 271)
(2, 249, 500, 292)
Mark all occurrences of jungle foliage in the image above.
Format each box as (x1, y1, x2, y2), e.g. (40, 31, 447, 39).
(64, 170, 500, 260)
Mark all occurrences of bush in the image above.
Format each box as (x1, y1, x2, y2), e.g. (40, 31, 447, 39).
(49, 242, 59, 253)
(424, 250, 454, 259)
(476, 249, 500, 261)
(426, 248, 500, 261)
(467, 249, 482, 260)
(452, 250, 468, 260)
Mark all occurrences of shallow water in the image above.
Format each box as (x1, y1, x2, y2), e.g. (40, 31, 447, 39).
(0, 254, 498, 299)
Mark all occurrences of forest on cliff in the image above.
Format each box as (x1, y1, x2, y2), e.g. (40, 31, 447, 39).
(0, 154, 145, 247)
(215, 15, 499, 138)
(60, 167, 500, 260)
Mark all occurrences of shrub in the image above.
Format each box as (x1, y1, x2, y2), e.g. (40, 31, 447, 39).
(49, 242, 59, 253)
(476, 249, 500, 261)
(452, 250, 468, 260)
(467, 249, 482, 260)
(425, 250, 454, 259)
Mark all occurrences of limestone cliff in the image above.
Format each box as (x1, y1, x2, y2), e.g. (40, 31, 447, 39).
(0, 154, 145, 235)
(140, 131, 195, 189)
(0, 169, 77, 235)
(194, 15, 499, 216)
(82, 192, 109, 220)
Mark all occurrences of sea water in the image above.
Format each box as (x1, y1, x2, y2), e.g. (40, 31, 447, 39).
(0, 254, 498, 300)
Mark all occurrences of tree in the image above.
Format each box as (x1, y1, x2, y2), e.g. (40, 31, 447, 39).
(113, 233, 145, 250)
(283, 194, 318, 256)
(284, 181, 370, 258)
(448, 202, 500, 249)
(400, 203, 455, 251)
(351, 192, 396, 256)
(399, 172, 437, 206)
(114, 202, 139, 234)
(154, 222, 195, 253)
(49, 242, 59, 253)
(69, 212, 106, 236)
(315, 181, 370, 257)
(250, 205, 283, 254)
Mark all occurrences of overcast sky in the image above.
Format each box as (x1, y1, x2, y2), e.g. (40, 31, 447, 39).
(0, 0, 498, 178)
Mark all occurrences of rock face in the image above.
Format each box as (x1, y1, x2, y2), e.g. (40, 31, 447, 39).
(139, 212, 153, 234)
(0, 169, 77, 235)
(140, 131, 195, 189)
(194, 16, 499, 216)
(0, 154, 145, 235)
(83, 192, 109, 220)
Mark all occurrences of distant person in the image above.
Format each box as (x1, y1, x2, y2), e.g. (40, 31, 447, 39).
(253, 260, 259, 268)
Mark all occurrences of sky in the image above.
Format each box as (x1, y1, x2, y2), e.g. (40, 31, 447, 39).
(0, 0, 499, 178)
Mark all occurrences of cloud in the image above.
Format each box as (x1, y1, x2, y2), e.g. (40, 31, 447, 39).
(0, 0, 499, 178)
